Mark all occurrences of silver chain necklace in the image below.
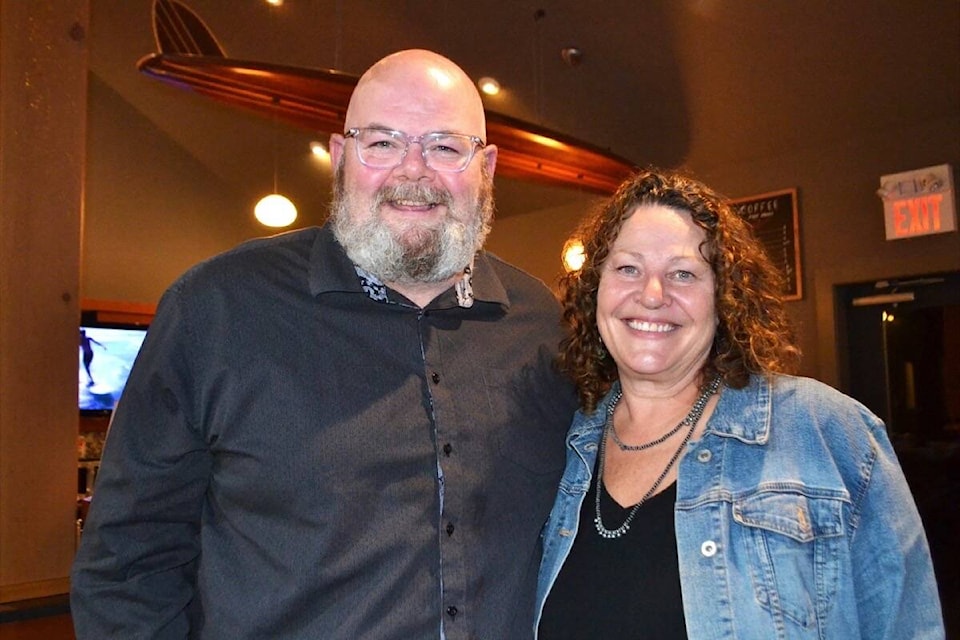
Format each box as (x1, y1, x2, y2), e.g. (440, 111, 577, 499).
(594, 376, 721, 539)
(610, 401, 684, 451)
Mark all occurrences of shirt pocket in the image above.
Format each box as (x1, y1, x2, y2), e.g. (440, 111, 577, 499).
(733, 490, 846, 630)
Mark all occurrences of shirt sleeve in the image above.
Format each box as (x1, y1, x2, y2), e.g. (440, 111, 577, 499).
(847, 409, 945, 639)
(71, 280, 211, 638)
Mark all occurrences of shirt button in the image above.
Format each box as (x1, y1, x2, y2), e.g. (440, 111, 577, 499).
(431, 372, 441, 384)
(697, 449, 712, 463)
(701, 540, 718, 557)
(446, 522, 455, 536)
(446, 606, 458, 618)
(443, 443, 453, 456)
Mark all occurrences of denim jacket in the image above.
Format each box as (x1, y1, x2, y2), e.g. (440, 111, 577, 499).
(536, 374, 944, 639)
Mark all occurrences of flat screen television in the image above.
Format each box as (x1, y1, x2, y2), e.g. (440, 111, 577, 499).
(79, 323, 148, 415)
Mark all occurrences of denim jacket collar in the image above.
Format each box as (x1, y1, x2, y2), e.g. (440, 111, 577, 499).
(566, 381, 618, 459)
(704, 374, 771, 445)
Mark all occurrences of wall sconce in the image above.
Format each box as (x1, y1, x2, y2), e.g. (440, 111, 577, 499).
(562, 238, 585, 272)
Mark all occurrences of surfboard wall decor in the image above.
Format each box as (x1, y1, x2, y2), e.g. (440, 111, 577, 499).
(137, 0, 637, 194)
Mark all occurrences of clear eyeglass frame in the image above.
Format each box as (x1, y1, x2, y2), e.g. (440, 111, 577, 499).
(344, 127, 486, 173)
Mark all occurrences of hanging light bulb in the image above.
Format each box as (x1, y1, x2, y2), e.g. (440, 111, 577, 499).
(255, 194, 297, 227)
(252, 7, 294, 228)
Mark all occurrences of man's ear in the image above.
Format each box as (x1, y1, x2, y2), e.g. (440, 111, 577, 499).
(329, 133, 345, 170)
(482, 144, 498, 177)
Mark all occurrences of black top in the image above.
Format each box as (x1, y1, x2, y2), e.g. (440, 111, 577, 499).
(539, 462, 687, 639)
(71, 224, 579, 640)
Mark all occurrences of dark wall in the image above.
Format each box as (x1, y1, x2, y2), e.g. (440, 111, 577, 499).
(489, 112, 960, 386)
(700, 114, 960, 387)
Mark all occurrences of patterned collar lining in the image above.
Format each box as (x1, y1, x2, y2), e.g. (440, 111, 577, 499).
(353, 263, 475, 308)
(354, 266, 391, 303)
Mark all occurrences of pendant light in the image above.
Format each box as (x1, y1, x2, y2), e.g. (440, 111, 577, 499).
(255, 193, 297, 227)
(254, 2, 296, 229)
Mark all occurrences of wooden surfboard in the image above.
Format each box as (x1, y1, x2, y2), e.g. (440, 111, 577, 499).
(137, 0, 636, 194)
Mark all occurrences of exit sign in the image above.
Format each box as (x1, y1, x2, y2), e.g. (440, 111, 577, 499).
(878, 164, 956, 240)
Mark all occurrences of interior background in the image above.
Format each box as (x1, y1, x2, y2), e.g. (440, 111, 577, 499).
(1, 0, 957, 621)
(85, 0, 960, 389)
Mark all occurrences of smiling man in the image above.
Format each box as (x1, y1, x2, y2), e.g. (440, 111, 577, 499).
(328, 50, 496, 307)
(71, 50, 578, 640)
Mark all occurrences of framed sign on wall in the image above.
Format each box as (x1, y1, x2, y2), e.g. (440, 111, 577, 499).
(730, 188, 802, 301)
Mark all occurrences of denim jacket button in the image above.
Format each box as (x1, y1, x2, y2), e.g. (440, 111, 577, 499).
(697, 449, 712, 463)
(700, 540, 718, 557)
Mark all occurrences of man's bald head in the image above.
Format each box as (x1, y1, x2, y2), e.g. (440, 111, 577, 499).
(345, 49, 486, 139)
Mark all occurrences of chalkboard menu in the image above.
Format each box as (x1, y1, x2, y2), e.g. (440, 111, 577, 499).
(730, 188, 802, 300)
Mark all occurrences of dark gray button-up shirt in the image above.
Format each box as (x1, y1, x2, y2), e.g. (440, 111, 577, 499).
(71, 224, 578, 639)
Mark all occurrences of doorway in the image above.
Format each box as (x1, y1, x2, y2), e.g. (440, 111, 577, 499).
(836, 270, 959, 635)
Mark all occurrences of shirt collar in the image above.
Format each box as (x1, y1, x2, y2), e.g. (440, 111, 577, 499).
(307, 223, 511, 309)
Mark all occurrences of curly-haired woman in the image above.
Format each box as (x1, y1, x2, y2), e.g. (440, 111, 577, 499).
(535, 169, 943, 639)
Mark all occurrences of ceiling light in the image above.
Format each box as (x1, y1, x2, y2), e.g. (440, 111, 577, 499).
(255, 194, 297, 227)
(265, 0, 284, 6)
(477, 77, 501, 96)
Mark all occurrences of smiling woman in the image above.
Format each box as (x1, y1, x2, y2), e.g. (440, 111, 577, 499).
(535, 168, 944, 639)
(595, 203, 718, 391)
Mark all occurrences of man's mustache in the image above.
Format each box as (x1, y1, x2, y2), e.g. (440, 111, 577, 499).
(374, 183, 453, 209)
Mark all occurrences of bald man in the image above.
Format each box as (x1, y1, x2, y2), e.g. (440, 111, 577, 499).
(72, 49, 578, 639)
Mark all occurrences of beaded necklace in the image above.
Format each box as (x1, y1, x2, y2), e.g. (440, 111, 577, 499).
(594, 376, 721, 539)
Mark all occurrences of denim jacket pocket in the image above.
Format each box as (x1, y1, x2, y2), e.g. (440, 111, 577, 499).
(733, 490, 846, 630)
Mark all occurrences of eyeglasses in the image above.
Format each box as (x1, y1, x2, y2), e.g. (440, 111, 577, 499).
(344, 127, 486, 173)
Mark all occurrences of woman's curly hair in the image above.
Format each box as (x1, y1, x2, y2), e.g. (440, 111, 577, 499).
(558, 168, 801, 412)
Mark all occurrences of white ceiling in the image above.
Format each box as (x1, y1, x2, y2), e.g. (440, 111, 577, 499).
(88, 0, 960, 221)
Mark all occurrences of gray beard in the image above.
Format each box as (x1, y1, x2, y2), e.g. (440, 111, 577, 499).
(330, 167, 494, 284)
